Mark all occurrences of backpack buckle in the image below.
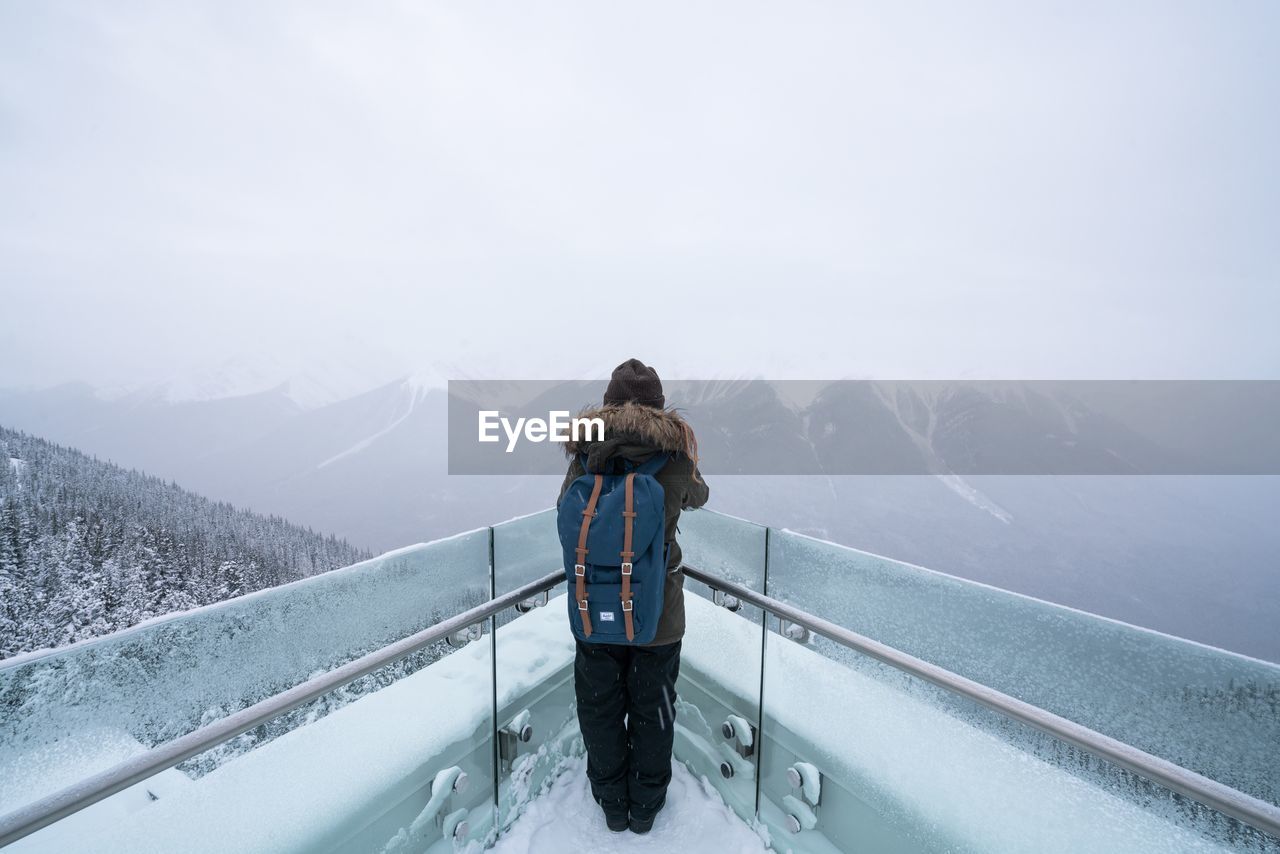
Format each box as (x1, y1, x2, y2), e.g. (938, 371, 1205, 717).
(574, 564, 585, 576)
(620, 562, 632, 575)
(578, 598, 589, 611)
(622, 599, 633, 612)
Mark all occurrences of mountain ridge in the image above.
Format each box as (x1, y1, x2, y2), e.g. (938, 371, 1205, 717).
(0, 426, 370, 658)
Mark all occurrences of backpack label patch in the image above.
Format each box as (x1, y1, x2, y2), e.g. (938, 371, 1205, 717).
(599, 611, 615, 622)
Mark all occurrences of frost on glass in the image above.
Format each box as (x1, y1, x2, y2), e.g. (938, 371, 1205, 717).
(677, 509, 768, 634)
(0, 529, 490, 817)
(492, 509, 561, 597)
(766, 528, 1280, 812)
(678, 510, 767, 590)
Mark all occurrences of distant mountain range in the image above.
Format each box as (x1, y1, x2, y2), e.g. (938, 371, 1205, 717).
(1, 376, 1277, 662)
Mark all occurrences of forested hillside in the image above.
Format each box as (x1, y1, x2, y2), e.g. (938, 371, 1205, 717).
(0, 426, 370, 658)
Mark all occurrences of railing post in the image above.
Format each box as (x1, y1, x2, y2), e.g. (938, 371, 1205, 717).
(753, 526, 771, 820)
(488, 525, 500, 835)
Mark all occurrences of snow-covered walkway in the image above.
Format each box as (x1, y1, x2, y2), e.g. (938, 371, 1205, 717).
(487, 755, 773, 853)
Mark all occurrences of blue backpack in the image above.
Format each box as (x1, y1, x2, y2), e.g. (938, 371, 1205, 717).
(557, 453, 670, 644)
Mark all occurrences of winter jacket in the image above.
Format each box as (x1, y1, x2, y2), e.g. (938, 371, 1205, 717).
(557, 402, 710, 646)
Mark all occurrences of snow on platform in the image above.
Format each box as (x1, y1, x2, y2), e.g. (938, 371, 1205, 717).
(486, 754, 772, 854)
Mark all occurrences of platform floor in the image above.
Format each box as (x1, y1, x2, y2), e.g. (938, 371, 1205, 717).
(487, 754, 773, 853)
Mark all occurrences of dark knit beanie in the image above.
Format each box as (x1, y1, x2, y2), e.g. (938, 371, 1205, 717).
(603, 358, 665, 409)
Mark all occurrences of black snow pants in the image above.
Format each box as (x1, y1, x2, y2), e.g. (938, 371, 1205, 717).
(573, 637, 682, 821)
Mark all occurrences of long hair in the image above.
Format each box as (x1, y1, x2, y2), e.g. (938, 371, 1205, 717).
(673, 412, 703, 484)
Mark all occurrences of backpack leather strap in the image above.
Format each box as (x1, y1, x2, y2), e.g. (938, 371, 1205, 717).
(575, 475, 604, 638)
(620, 472, 637, 642)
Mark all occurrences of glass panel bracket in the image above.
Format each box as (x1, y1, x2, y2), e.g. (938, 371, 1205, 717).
(445, 621, 487, 648)
(712, 588, 743, 612)
(515, 591, 550, 613)
(777, 616, 811, 644)
(498, 709, 534, 773)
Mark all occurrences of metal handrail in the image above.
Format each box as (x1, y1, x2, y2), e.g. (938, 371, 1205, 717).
(681, 563, 1280, 840)
(0, 571, 567, 849)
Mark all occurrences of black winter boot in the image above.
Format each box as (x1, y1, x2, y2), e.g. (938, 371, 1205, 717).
(628, 792, 665, 834)
(594, 795, 629, 832)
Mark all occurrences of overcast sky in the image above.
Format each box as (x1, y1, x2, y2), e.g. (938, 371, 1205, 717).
(1, 1, 1277, 391)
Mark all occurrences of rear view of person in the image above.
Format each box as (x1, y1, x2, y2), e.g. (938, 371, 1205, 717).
(557, 358, 709, 834)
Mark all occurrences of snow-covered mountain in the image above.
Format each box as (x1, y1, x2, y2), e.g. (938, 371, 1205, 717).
(0, 427, 369, 657)
(2, 377, 1277, 661)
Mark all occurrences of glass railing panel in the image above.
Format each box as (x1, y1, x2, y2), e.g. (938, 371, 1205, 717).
(674, 597, 766, 830)
(491, 510, 574, 833)
(764, 528, 1280, 808)
(491, 589, 579, 837)
(670, 509, 768, 824)
(492, 509, 561, 604)
(0, 529, 492, 821)
(7, 611, 499, 854)
(752, 604, 1279, 853)
(678, 508, 768, 600)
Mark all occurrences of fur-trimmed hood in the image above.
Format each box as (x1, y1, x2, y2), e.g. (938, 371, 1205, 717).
(563, 402, 695, 457)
